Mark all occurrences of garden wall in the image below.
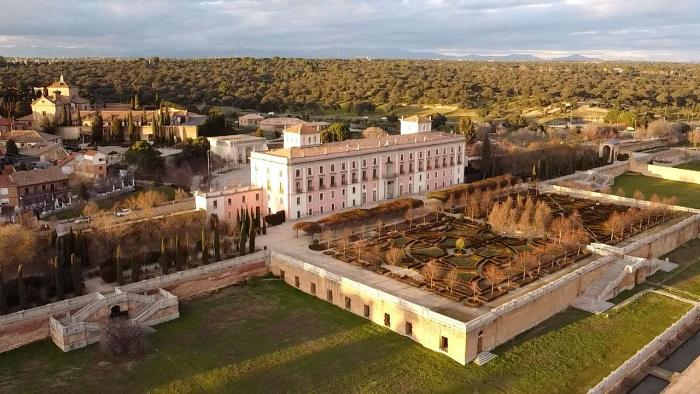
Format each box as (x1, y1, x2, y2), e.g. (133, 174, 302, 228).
(269, 251, 471, 365)
(637, 164, 700, 185)
(0, 252, 269, 354)
(464, 255, 617, 359)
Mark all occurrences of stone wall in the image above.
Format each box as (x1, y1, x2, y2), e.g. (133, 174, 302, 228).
(630, 163, 700, 185)
(269, 252, 471, 365)
(0, 252, 269, 354)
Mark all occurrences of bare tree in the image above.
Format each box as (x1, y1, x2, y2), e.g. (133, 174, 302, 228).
(469, 280, 481, 303)
(385, 247, 405, 266)
(320, 229, 334, 250)
(446, 268, 459, 294)
(0, 225, 37, 272)
(483, 264, 506, 295)
(423, 259, 441, 288)
(353, 239, 368, 263)
(514, 251, 536, 279)
(100, 319, 149, 356)
(340, 228, 353, 257)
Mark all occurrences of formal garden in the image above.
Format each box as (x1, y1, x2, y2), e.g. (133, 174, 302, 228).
(294, 181, 682, 306)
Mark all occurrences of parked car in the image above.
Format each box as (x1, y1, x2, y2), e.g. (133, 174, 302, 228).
(74, 216, 92, 224)
(114, 208, 132, 217)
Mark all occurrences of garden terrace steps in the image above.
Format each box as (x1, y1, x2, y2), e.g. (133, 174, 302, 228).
(571, 297, 614, 314)
(474, 351, 498, 366)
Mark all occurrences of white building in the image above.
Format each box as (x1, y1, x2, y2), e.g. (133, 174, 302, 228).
(400, 115, 432, 134)
(207, 134, 268, 165)
(250, 132, 465, 218)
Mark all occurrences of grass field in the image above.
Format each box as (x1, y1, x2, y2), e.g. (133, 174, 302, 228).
(649, 238, 700, 298)
(0, 279, 690, 394)
(611, 172, 700, 209)
(674, 160, 700, 171)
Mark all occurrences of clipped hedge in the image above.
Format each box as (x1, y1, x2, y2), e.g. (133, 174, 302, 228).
(317, 198, 424, 228)
(426, 175, 517, 202)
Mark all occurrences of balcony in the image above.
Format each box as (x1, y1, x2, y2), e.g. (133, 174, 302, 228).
(307, 186, 314, 191)
(351, 177, 358, 184)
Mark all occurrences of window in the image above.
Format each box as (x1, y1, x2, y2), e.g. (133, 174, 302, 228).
(319, 165, 324, 174)
(256, 193, 260, 201)
(213, 200, 218, 209)
(296, 197, 301, 204)
(384, 313, 391, 327)
(280, 270, 285, 280)
(242, 195, 246, 203)
(327, 289, 333, 302)
(307, 167, 312, 175)
(405, 322, 413, 336)
(294, 276, 300, 288)
(363, 304, 370, 318)
(344, 296, 351, 310)
(227, 198, 232, 206)
(308, 195, 312, 203)
(330, 164, 335, 172)
(440, 336, 449, 351)
(296, 169, 301, 177)
(308, 208, 312, 215)
(310, 282, 316, 295)
(341, 162, 346, 171)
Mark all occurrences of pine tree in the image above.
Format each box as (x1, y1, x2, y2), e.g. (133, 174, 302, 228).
(17, 265, 27, 310)
(160, 237, 169, 275)
(0, 268, 7, 315)
(70, 254, 83, 296)
(115, 246, 124, 285)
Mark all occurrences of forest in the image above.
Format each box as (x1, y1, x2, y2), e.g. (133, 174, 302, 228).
(2, 58, 700, 117)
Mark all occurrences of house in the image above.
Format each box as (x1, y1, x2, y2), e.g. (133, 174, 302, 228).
(399, 115, 432, 134)
(238, 113, 265, 128)
(0, 116, 13, 132)
(250, 131, 465, 218)
(259, 117, 304, 133)
(207, 134, 268, 165)
(194, 185, 267, 221)
(0, 130, 63, 149)
(31, 75, 91, 125)
(72, 150, 108, 179)
(0, 165, 71, 212)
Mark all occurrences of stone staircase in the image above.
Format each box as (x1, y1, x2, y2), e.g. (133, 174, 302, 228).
(474, 351, 498, 366)
(571, 260, 628, 314)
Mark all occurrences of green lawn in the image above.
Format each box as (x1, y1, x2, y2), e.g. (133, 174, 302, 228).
(0, 280, 690, 394)
(649, 238, 700, 298)
(611, 172, 700, 209)
(674, 160, 700, 171)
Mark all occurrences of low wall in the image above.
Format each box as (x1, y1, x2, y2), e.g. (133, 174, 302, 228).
(588, 304, 700, 394)
(0, 252, 269, 354)
(641, 164, 700, 185)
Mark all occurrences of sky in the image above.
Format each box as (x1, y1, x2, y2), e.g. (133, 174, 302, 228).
(0, 0, 699, 61)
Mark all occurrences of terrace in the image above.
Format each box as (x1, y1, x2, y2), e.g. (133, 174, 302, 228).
(267, 188, 685, 323)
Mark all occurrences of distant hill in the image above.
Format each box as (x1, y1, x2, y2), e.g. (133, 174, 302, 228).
(550, 54, 604, 62)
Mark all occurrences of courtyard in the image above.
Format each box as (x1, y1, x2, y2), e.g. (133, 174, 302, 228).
(0, 278, 690, 394)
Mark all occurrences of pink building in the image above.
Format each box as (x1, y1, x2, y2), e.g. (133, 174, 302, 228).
(250, 130, 465, 219)
(194, 185, 267, 222)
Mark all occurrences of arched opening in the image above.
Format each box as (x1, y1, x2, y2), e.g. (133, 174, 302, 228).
(110, 305, 128, 319)
(477, 330, 484, 353)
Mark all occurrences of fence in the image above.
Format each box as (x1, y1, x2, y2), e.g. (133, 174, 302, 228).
(588, 304, 700, 394)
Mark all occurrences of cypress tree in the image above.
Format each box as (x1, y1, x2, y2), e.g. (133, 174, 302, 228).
(131, 255, 141, 283)
(159, 237, 169, 275)
(481, 133, 493, 178)
(249, 219, 256, 253)
(201, 227, 209, 265)
(262, 219, 267, 235)
(174, 234, 182, 271)
(115, 246, 124, 285)
(128, 111, 136, 141)
(214, 224, 221, 262)
(70, 254, 83, 296)
(17, 265, 27, 310)
(53, 256, 64, 300)
(0, 269, 7, 315)
(184, 232, 190, 268)
(80, 231, 90, 267)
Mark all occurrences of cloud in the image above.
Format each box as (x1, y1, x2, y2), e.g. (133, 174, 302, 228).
(0, 0, 698, 60)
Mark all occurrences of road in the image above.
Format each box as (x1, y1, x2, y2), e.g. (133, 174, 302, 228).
(54, 199, 196, 235)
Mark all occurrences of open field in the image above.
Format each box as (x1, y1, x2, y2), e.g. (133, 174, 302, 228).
(611, 172, 700, 209)
(0, 278, 690, 394)
(674, 160, 700, 172)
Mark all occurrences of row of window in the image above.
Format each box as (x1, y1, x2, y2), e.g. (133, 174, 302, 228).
(283, 270, 449, 352)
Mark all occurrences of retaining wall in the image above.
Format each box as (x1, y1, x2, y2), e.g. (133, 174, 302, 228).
(588, 304, 700, 394)
(0, 252, 269, 354)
